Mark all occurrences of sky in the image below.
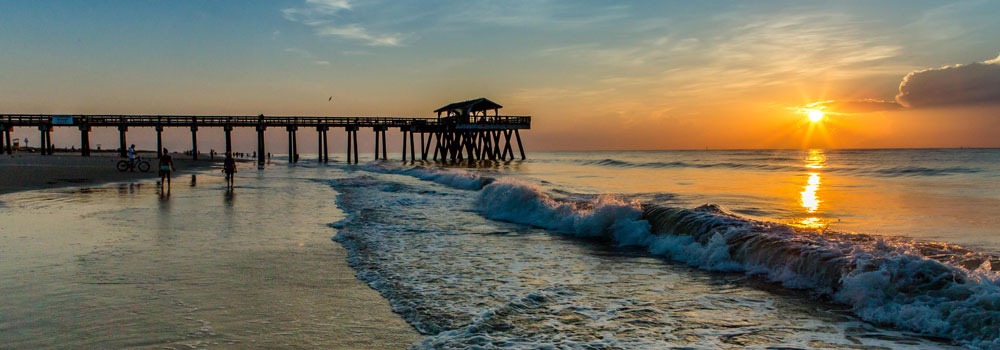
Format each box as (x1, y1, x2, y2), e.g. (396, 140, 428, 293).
(1, 0, 999, 152)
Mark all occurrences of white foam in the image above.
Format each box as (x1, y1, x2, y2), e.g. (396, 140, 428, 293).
(356, 164, 1000, 348)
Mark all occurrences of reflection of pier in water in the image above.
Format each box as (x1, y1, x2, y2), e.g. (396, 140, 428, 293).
(0, 97, 530, 164)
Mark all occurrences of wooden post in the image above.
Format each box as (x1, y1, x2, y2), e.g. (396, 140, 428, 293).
(346, 129, 352, 164)
(0, 126, 5, 155)
(38, 125, 48, 155)
(515, 129, 526, 160)
(502, 130, 514, 160)
(256, 125, 266, 166)
(352, 128, 359, 163)
(320, 126, 329, 163)
(401, 130, 407, 161)
(409, 128, 415, 161)
(4, 127, 12, 155)
(190, 125, 199, 160)
(420, 132, 427, 160)
(374, 128, 380, 160)
(80, 125, 91, 156)
(286, 125, 298, 163)
(118, 125, 128, 158)
(317, 126, 324, 163)
(153, 126, 162, 158)
(224, 125, 233, 156)
(381, 129, 387, 160)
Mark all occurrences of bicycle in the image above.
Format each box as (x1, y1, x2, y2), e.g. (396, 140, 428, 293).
(117, 155, 151, 172)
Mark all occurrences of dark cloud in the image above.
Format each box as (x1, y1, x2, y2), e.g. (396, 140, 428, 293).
(804, 99, 902, 114)
(895, 54, 1000, 108)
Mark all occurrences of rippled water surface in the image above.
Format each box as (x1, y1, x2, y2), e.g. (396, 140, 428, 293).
(3, 149, 998, 349)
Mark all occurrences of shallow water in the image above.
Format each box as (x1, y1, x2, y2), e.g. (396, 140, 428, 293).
(0, 166, 417, 349)
(329, 148, 999, 349)
(3, 148, 998, 349)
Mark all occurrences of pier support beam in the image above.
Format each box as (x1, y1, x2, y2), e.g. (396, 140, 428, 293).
(190, 125, 199, 160)
(256, 125, 266, 166)
(224, 125, 233, 156)
(401, 130, 407, 161)
(346, 128, 353, 164)
(286, 125, 298, 163)
(421, 132, 427, 160)
(515, 130, 526, 160)
(155, 126, 163, 158)
(409, 128, 416, 162)
(4, 126, 11, 155)
(317, 126, 328, 163)
(118, 125, 128, 158)
(79, 125, 91, 156)
(39, 125, 51, 155)
(345, 125, 359, 164)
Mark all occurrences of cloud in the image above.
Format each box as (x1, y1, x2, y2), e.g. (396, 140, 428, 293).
(282, 0, 403, 47)
(896, 53, 1000, 108)
(283, 47, 331, 65)
(315, 24, 401, 47)
(802, 99, 902, 114)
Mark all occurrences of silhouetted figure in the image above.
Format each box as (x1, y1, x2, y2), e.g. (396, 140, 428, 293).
(159, 148, 176, 190)
(223, 153, 236, 189)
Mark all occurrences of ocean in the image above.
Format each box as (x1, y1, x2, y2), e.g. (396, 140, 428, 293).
(3, 148, 998, 349)
(332, 148, 999, 349)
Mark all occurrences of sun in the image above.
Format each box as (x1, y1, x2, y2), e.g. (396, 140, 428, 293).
(807, 109, 824, 122)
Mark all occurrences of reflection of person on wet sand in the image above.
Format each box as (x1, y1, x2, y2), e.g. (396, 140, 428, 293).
(158, 148, 176, 190)
(223, 153, 236, 189)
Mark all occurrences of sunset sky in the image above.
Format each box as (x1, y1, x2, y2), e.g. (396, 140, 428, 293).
(2, 0, 999, 151)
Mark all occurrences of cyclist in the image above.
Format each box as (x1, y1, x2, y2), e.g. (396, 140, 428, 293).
(127, 144, 136, 171)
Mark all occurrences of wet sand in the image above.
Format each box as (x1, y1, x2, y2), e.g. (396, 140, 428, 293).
(0, 165, 421, 349)
(0, 151, 227, 195)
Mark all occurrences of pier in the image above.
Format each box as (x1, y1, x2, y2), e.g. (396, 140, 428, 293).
(0, 98, 530, 164)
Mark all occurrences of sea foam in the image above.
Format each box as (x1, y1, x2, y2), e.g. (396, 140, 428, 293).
(366, 164, 1000, 347)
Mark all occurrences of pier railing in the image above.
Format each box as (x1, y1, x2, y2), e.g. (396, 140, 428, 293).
(0, 113, 531, 163)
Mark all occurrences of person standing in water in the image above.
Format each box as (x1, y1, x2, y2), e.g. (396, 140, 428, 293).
(158, 148, 176, 189)
(223, 153, 236, 189)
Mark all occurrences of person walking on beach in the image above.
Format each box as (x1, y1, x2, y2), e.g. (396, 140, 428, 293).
(223, 153, 236, 189)
(158, 148, 176, 189)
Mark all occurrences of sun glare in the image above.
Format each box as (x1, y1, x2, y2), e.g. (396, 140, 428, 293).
(807, 109, 824, 122)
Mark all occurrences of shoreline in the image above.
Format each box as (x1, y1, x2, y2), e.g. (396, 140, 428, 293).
(0, 151, 256, 195)
(0, 158, 421, 349)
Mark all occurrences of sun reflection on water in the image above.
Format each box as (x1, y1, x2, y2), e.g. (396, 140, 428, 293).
(797, 150, 826, 229)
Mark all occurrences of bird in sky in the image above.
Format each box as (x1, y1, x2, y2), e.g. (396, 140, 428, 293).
(328, 96, 332, 102)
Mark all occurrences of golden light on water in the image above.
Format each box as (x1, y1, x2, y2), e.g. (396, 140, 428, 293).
(800, 173, 821, 213)
(796, 149, 826, 229)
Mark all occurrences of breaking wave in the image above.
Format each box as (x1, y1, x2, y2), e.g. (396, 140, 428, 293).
(373, 164, 1000, 347)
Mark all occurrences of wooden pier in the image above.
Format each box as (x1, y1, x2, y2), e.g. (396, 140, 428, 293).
(0, 98, 530, 164)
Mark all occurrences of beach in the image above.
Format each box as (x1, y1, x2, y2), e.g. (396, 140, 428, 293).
(3, 149, 999, 349)
(0, 151, 223, 195)
(0, 158, 420, 349)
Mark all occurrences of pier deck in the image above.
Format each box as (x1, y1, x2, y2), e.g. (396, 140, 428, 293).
(0, 113, 531, 163)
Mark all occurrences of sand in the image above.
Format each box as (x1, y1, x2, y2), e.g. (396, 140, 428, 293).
(0, 155, 422, 349)
(0, 151, 234, 194)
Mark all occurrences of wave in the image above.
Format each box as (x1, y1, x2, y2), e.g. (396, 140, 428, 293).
(359, 164, 494, 190)
(371, 164, 1000, 347)
(579, 158, 983, 177)
(476, 179, 1000, 347)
